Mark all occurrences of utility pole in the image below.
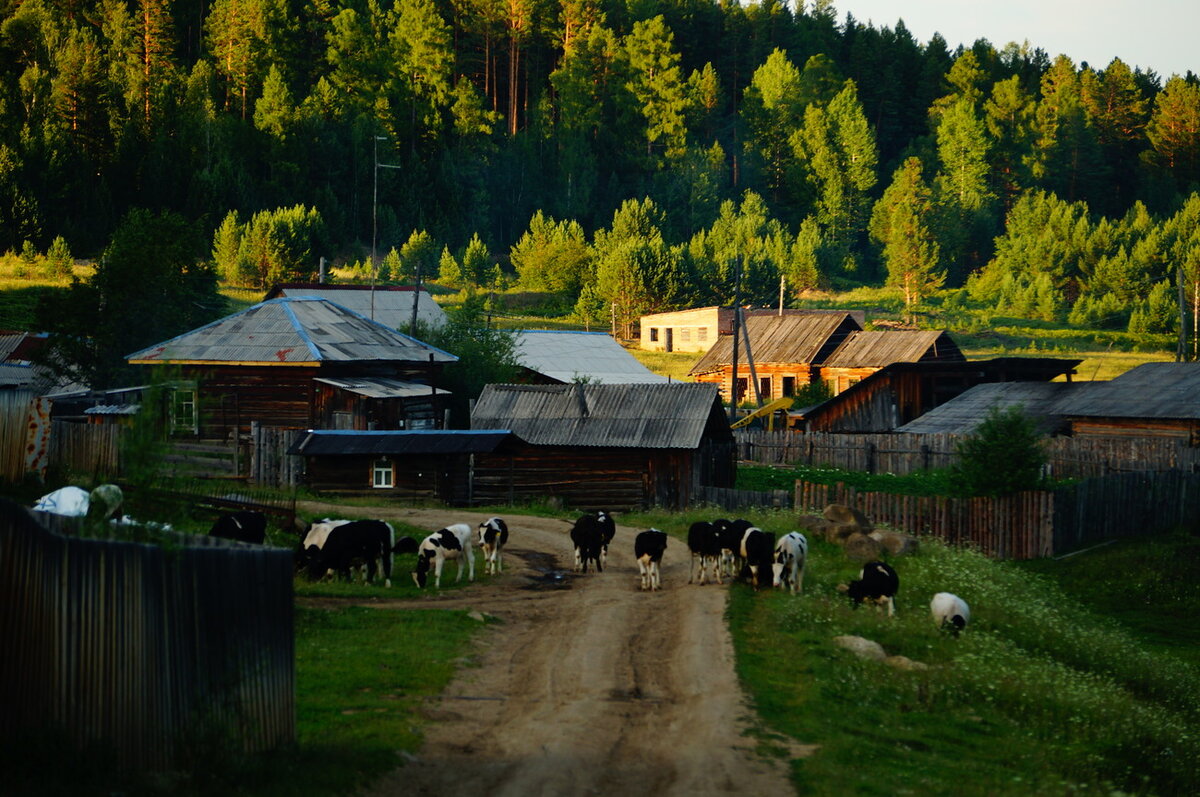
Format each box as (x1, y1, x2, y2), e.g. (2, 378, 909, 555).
(728, 254, 742, 424)
(778, 274, 785, 315)
(372, 135, 402, 322)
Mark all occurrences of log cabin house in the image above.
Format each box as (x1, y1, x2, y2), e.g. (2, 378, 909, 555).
(126, 297, 457, 439)
(819, 330, 965, 395)
(640, 306, 866, 353)
(1043, 362, 1200, 443)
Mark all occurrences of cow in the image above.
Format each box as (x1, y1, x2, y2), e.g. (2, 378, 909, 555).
(930, 592, 970, 636)
(209, 510, 268, 545)
(413, 523, 475, 588)
(634, 529, 668, 591)
(393, 535, 419, 555)
(772, 531, 808, 594)
(596, 510, 616, 569)
(570, 513, 606, 573)
(687, 520, 726, 585)
(296, 518, 352, 574)
(477, 517, 509, 575)
(739, 526, 776, 589)
(842, 561, 900, 616)
(306, 519, 396, 587)
(719, 519, 754, 578)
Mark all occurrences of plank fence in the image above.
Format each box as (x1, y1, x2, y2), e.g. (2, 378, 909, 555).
(0, 391, 33, 481)
(695, 485, 792, 511)
(49, 419, 122, 477)
(0, 500, 295, 772)
(251, 424, 305, 488)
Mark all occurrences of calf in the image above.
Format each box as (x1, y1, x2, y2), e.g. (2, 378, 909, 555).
(687, 520, 725, 585)
(393, 535, 419, 555)
(570, 513, 606, 573)
(739, 527, 776, 589)
(307, 519, 396, 587)
(634, 529, 668, 591)
(772, 531, 808, 594)
(844, 561, 900, 616)
(930, 592, 970, 636)
(209, 510, 268, 545)
(413, 523, 475, 588)
(477, 517, 509, 575)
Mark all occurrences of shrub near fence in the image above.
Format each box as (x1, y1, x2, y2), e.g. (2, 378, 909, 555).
(0, 501, 295, 772)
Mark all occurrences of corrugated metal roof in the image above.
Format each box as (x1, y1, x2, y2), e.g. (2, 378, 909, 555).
(126, 298, 458, 365)
(896, 382, 1081, 434)
(471, 382, 728, 449)
(84, 404, 141, 416)
(288, 429, 512, 456)
(314, 377, 451, 398)
(514, 330, 671, 384)
(689, 313, 860, 375)
(1054, 362, 1200, 420)
(268, 284, 448, 329)
(823, 330, 964, 368)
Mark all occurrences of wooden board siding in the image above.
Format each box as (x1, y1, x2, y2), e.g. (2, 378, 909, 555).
(312, 384, 440, 430)
(1068, 417, 1199, 443)
(695, 364, 817, 404)
(304, 454, 469, 503)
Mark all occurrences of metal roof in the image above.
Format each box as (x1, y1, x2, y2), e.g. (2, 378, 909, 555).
(84, 404, 141, 416)
(514, 330, 671, 384)
(265, 284, 448, 329)
(471, 382, 729, 449)
(1053, 362, 1200, 420)
(896, 382, 1082, 434)
(689, 313, 861, 375)
(288, 429, 512, 456)
(314, 376, 451, 398)
(822, 330, 964, 368)
(126, 297, 458, 365)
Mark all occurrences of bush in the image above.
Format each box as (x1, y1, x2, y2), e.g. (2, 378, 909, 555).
(951, 404, 1046, 496)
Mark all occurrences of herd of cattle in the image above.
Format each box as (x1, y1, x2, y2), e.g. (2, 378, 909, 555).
(205, 508, 970, 633)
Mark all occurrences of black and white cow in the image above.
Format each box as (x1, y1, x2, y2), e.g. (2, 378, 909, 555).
(596, 510, 616, 569)
(209, 510, 268, 545)
(570, 513, 606, 573)
(772, 531, 808, 594)
(687, 520, 726, 585)
(845, 561, 900, 616)
(634, 529, 668, 591)
(306, 519, 396, 587)
(720, 518, 754, 578)
(739, 526, 776, 589)
(477, 517, 509, 575)
(930, 592, 970, 635)
(296, 518, 352, 574)
(412, 523, 475, 588)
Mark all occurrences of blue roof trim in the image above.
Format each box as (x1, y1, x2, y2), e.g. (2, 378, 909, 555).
(307, 429, 512, 437)
(517, 329, 606, 337)
(282, 300, 324, 360)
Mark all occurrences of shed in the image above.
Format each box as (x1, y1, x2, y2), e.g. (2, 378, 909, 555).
(820, 330, 965, 394)
(264, 283, 448, 330)
(513, 330, 670, 384)
(1053, 362, 1200, 443)
(126, 297, 457, 437)
(470, 382, 735, 509)
(689, 313, 862, 403)
(895, 381, 1082, 435)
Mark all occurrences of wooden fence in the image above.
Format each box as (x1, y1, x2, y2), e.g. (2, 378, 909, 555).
(49, 419, 122, 477)
(735, 429, 1200, 479)
(251, 424, 305, 488)
(0, 501, 295, 772)
(695, 485, 793, 511)
(0, 391, 32, 481)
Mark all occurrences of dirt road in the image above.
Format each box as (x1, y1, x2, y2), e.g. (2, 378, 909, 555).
(297, 504, 797, 796)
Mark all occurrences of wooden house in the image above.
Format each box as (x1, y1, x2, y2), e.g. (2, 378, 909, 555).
(895, 381, 1080, 435)
(469, 382, 735, 509)
(792, 357, 1081, 433)
(819, 330, 965, 395)
(688, 313, 862, 404)
(639, 306, 865, 353)
(126, 297, 457, 438)
(1053, 362, 1200, 443)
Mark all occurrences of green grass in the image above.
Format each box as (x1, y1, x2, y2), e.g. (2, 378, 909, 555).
(726, 532, 1200, 796)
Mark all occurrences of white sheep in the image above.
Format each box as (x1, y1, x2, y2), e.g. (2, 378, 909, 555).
(930, 592, 970, 636)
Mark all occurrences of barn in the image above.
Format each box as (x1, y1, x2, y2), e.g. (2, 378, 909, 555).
(126, 297, 457, 438)
(470, 382, 735, 509)
(1052, 362, 1200, 443)
(819, 329, 965, 395)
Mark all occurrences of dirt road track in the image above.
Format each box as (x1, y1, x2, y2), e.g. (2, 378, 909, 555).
(296, 504, 797, 796)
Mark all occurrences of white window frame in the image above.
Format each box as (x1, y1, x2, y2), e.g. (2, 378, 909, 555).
(372, 459, 394, 489)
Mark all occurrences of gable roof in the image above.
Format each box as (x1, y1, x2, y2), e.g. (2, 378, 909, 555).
(514, 330, 670, 384)
(688, 312, 861, 375)
(264, 283, 448, 329)
(1053, 362, 1200, 420)
(126, 297, 457, 366)
(895, 381, 1082, 434)
(471, 382, 729, 449)
(288, 429, 512, 456)
(822, 330, 964, 368)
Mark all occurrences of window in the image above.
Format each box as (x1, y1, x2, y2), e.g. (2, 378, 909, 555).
(170, 385, 197, 434)
(733, 377, 748, 403)
(782, 376, 796, 397)
(680, 328, 691, 343)
(697, 327, 707, 342)
(759, 377, 772, 399)
(372, 459, 394, 489)
(649, 328, 659, 342)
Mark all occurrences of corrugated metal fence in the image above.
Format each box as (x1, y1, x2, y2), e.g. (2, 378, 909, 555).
(736, 430, 1200, 479)
(0, 501, 295, 771)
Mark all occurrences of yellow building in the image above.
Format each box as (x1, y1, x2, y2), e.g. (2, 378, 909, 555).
(639, 306, 866, 353)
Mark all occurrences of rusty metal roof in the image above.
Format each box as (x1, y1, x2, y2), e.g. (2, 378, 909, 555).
(688, 313, 861, 375)
(471, 382, 730, 448)
(288, 429, 512, 456)
(126, 297, 458, 365)
(1054, 362, 1200, 420)
(822, 330, 964, 368)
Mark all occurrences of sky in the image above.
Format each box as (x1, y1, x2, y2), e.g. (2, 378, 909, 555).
(828, 1, 1198, 80)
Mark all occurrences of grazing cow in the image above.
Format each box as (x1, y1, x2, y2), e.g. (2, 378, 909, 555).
(930, 592, 970, 636)
(772, 532, 808, 594)
(477, 517, 509, 575)
(634, 529, 668, 591)
(720, 519, 754, 578)
(844, 561, 900, 616)
(739, 527, 776, 589)
(570, 514, 606, 573)
(393, 535, 419, 555)
(296, 518, 352, 573)
(413, 523, 475, 588)
(687, 520, 725, 585)
(307, 519, 396, 587)
(209, 510, 268, 544)
(596, 510, 616, 569)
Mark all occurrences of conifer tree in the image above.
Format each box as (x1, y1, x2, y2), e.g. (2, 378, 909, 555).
(871, 157, 944, 318)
